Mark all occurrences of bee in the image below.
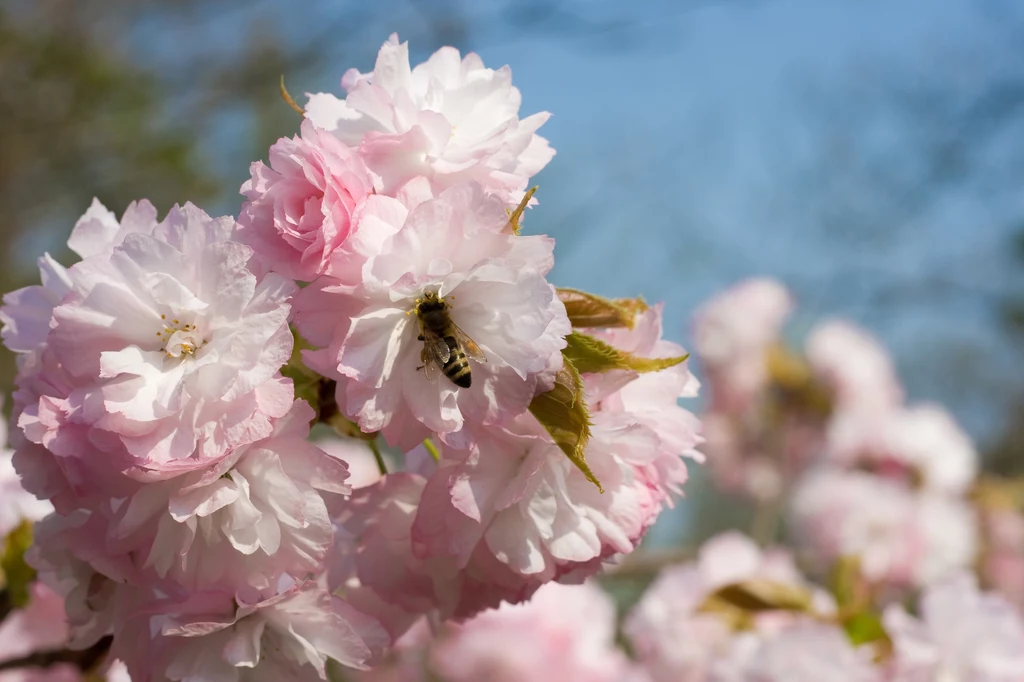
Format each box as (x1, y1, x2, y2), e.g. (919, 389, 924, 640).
(412, 291, 486, 388)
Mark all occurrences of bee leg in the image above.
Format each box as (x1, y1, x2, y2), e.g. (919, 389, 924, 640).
(417, 335, 424, 341)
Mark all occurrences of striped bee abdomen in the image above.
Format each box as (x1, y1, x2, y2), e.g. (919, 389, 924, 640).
(441, 334, 472, 388)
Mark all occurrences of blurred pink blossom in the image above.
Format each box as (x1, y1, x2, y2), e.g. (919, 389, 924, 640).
(709, 620, 880, 682)
(979, 507, 1024, 614)
(790, 470, 977, 589)
(624, 532, 822, 682)
(357, 582, 646, 682)
(805, 319, 903, 411)
(883, 572, 1024, 681)
(693, 277, 793, 412)
(825, 403, 977, 494)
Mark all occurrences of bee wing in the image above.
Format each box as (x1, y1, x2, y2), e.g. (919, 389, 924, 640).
(421, 354, 442, 383)
(452, 324, 487, 363)
(422, 332, 451, 365)
(419, 330, 451, 385)
(420, 344, 443, 383)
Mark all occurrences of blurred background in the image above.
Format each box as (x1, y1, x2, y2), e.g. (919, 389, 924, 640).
(1, 0, 1021, 542)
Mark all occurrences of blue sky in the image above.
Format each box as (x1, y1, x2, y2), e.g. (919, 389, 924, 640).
(130, 0, 1022, 444)
(423, 0, 1020, 444)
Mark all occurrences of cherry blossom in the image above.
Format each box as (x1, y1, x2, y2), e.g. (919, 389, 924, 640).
(824, 403, 977, 495)
(357, 582, 647, 682)
(407, 308, 700, 598)
(692, 277, 793, 412)
(789, 469, 977, 589)
(296, 183, 569, 449)
(624, 532, 821, 682)
(47, 202, 296, 469)
(805, 319, 903, 411)
(239, 120, 375, 282)
(109, 401, 350, 591)
(0, 583, 80, 682)
(115, 581, 388, 682)
(0, 414, 52, 537)
(709, 621, 881, 682)
(306, 34, 553, 203)
(979, 507, 1024, 614)
(883, 572, 1024, 682)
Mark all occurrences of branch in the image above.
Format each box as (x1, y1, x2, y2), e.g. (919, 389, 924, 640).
(601, 547, 698, 578)
(0, 636, 112, 673)
(0, 589, 10, 624)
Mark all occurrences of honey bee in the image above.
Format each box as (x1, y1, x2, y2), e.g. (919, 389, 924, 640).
(412, 292, 486, 388)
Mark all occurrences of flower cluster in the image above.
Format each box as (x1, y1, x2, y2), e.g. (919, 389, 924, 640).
(694, 278, 979, 593)
(0, 35, 700, 680)
(355, 580, 647, 682)
(623, 532, 1024, 682)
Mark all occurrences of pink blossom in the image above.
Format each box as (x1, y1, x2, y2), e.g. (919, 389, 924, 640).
(825, 403, 977, 495)
(980, 508, 1024, 613)
(27, 510, 141, 649)
(383, 308, 701, 609)
(692, 278, 793, 412)
(306, 34, 553, 203)
(1, 199, 161, 396)
(239, 120, 375, 281)
(331, 473, 560, 630)
(296, 183, 569, 450)
(0, 580, 133, 682)
(47, 202, 296, 469)
(883, 572, 1024, 681)
(709, 621, 881, 682)
(358, 582, 645, 682)
(115, 581, 388, 682)
(109, 401, 350, 591)
(790, 470, 977, 589)
(805, 319, 903, 411)
(315, 436, 383, 490)
(0, 583, 79, 682)
(0, 254, 72, 367)
(65, 197, 161, 260)
(701, 412, 788, 501)
(624, 532, 816, 682)
(587, 305, 704, 494)
(431, 582, 638, 682)
(408, 308, 700, 592)
(0, 411, 52, 537)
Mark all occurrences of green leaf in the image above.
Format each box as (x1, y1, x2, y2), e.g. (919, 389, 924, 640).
(557, 288, 647, 329)
(843, 612, 890, 647)
(830, 555, 865, 611)
(564, 331, 688, 375)
(281, 327, 323, 413)
(528, 359, 601, 492)
(1, 520, 36, 609)
(705, 579, 815, 613)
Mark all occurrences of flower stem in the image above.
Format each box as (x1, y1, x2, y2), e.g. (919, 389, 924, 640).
(0, 635, 112, 672)
(368, 439, 388, 476)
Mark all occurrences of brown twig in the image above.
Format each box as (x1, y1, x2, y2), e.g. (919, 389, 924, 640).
(0, 589, 11, 624)
(0, 635, 112, 673)
(601, 547, 699, 578)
